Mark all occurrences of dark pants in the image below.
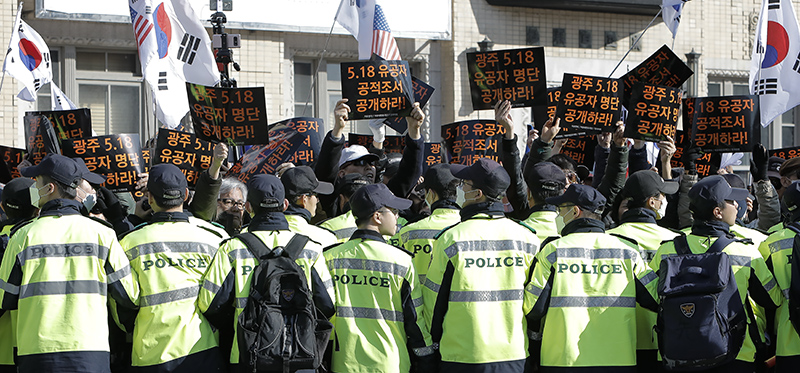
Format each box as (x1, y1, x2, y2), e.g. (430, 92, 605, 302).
(636, 350, 659, 373)
(776, 355, 800, 373)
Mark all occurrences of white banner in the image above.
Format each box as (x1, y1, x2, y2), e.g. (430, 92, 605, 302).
(38, 0, 451, 40)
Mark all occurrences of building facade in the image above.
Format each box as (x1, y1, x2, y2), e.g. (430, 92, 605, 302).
(0, 0, 791, 165)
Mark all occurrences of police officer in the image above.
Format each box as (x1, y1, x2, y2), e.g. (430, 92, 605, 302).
(198, 174, 335, 370)
(119, 164, 226, 372)
(318, 173, 370, 242)
(396, 164, 461, 285)
(0, 178, 38, 372)
(324, 183, 435, 372)
(280, 166, 337, 247)
(607, 170, 680, 371)
(525, 183, 659, 372)
(423, 158, 540, 373)
(522, 162, 568, 241)
(760, 181, 800, 372)
(0, 154, 139, 372)
(650, 175, 782, 373)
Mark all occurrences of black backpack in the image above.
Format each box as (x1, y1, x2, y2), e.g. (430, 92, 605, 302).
(236, 232, 333, 373)
(655, 235, 747, 371)
(785, 222, 800, 335)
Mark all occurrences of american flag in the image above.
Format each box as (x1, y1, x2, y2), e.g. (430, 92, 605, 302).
(372, 4, 401, 60)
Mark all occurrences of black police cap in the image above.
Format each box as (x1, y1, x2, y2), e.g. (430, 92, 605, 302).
(1, 178, 34, 211)
(688, 175, 748, 214)
(546, 184, 606, 215)
(622, 170, 678, 203)
(20, 154, 82, 189)
(525, 162, 566, 192)
(450, 158, 510, 200)
(421, 164, 457, 194)
(147, 164, 188, 205)
(248, 174, 285, 210)
(281, 166, 334, 197)
(350, 183, 412, 220)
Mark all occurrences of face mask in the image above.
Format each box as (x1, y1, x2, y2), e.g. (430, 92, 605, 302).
(556, 207, 572, 233)
(29, 184, 49, 208)
(424, 190, 434, 209)
(655, 196, 668, 220)
(463, 188, 481, 203)
(82, 193, 97, 212)
(456, 185, 466, 207)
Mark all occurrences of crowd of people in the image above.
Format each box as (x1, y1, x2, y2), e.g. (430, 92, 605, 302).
(0, 97, 798, 373)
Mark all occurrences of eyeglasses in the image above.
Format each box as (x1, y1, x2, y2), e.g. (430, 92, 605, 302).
(218, 198, 245, 209)
(458, 180, 474, 188)
(347, 158, 377, 167)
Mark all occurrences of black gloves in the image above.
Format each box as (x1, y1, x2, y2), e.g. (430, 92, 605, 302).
(94, 187, 126, 223)
(682, 145, 702, 175)
(750, 143, 769, 182)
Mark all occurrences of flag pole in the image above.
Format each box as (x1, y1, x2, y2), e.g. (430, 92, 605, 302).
(301, 1, 344, 116)
(0, 2, 24, 95)
(608, 9, 663, 78)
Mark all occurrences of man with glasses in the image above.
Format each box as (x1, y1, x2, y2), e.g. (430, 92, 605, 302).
(524, 183, 659, 372)
(323, 183, 436, 373)
(215, 178, 248, 236)
(314, 99, 426, 218)
(423, 158, 540, 373)
(281, 165, 338, 247)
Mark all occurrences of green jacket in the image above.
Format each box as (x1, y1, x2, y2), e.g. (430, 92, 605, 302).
(397, 205, 461, 285)
(761, 224, 800, 358)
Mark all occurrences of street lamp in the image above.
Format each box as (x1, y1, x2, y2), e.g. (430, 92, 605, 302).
(478, 36, 494, 52)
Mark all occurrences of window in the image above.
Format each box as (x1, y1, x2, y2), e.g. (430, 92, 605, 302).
(75, 50, 146, 137)
(35, 50, 62, 111)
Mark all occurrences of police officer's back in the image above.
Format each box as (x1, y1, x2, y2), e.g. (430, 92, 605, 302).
(119, 164, 226, 372)
(522, 162, 567, 241)
(280, 166, 337, 247)
(324, 183, 435, 373)
(525, 184, 659, 372)
(198, 174, 335, 370)
(650, 175, 782, 372)
(423, 158, 540, 373)
(396, 164, 461, 285)
(0, 154, 139, 373)
(760, 181, 800, 372)
(318, 173, 371, 242)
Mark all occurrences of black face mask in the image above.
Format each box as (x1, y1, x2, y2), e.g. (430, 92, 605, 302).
(216, 210, 244, 236)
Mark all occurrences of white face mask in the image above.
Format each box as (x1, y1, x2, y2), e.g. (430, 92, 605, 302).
(556, 206, 573, 233)
(655, 196, 668, 220)
(456, 185, 466, 207)
(29, 184, 50, 208)
(82, 193, 97, 211)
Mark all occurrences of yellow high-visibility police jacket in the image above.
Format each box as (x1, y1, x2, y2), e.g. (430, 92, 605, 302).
(319, 210, 357, 243)
(423, 204, 540, 371)
(0, 220, 24, 368)
(285, 209, 337, 248)
(324, 229, 434, 373)
(607, 208, 681, 352)
(760, 223, 800, 359)
(0, 199, 139, 372)
(523, 205, 560, 242)
(119, 211, 226, 370)
(397, 202, 461, 285)
(650, 221, 783, 364)
(197, 213, 335, 365)
(525, 217, 658, 371)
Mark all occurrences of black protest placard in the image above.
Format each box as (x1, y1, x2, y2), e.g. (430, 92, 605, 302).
(0, 145, 26, 183)
(225, 118, 324, 183)
(466, 47, 547, 110)
(27, 109, 92, 142)
(771, 146, 800, 160)
(348, 134, 406, 154)
(559, 135, 597, 168)
(669, 130, 718, 177)
(23, 114, 61, 165)
(187, 83, 269, 145)
(533, 87, 600, 139)
(441, 120, 506, 165)
(620, 45, 693, 107)
(340, 59, 414, 120)
(690, 95, 757, 153)
(384, 76, 435, 134)
(62, 134, 143, 192)
(623, 82, 682, 142)
(154, 129, 214, 188)
(423, 143, 444, 172)
(555, 74, 622, 133)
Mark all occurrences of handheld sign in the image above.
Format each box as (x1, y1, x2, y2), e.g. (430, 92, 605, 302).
(534, 87, 599, 139)
(555, 74, 622, 133)
(423, 142, 444, 172)
(62, 134, 143, 192)
(187, 83, 269, 145)
(466, 47, 547, 110)
(559, 135, 597, 168)
(340, 59, 414, 120)
(620, 45, 693, 107)
(441, 120, 506, 165)
(348, 134, 406, 154)
(226, 117, 323, 183)
(689, 95, 757, 153)
(670, 130, 718, 177)
(770, 146, 800, 160)
(26, 109, 92, 141)
(384, 76, 435, 134)
(23, 115, 60, 165)
(154, 129, 215, 188)
(623, 82, 682, 142)
(0, 145, 26, 183)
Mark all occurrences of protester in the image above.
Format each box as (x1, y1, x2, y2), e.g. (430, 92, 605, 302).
(526, 183, 659, 372)
(198, 174, 335, 369)
(318, 173, 371, 242)
(215, 177, 248, 236)
(0, 154, 139, 372)
(324, 183, 436, 372)
(423, 158, 540, 372)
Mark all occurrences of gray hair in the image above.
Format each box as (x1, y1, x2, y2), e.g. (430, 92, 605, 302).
(219, 177, 247, 201)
